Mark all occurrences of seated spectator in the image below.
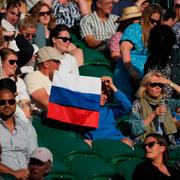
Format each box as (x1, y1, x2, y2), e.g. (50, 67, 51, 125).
(83, 76, 133, 147)
(50, 24, 83, 68)
(133, 133, 180, 180)
(24, 46, 62, 111)
(28, 147, 53, 180)
(30, 1, 56, 48)
(128, 72, 179, 145)
(0, 78, 37, 178)
(80, 0, 118, 51)
(52, 0, 90, 30)
(0, 48, 32, 120)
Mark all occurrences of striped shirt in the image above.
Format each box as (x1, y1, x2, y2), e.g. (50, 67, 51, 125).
(80, 11, 118, 41)
(53, 0, 81, 28)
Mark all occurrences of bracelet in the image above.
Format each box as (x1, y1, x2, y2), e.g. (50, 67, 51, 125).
(170, 81, 175, 87)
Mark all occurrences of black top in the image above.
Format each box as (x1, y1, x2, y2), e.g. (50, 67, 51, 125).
(132, 161, 180, 180)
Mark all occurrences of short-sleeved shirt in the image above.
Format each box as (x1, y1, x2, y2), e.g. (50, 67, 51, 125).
(0, 117, 37, 170)
(121, 23, 148, 75)
(24, 71, 52, 95)
(53, 0, 81, 28)
(80, 11, 118, 41)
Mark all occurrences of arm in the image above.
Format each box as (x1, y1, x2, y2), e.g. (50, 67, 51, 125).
(0, 164, 29, 179)
(31, 88, 49, 108)
(74, 0, 90, 15)
(120, 41, 140, 80)
(84, 35, 103, 48)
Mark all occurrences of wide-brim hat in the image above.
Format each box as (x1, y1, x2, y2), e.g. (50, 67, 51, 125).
(116, 6, 142, 23)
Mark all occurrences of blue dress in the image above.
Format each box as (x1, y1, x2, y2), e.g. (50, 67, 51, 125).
(113, 23, 148, 101)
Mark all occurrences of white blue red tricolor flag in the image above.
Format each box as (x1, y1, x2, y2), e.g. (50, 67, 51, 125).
(47, 71, 101, 128)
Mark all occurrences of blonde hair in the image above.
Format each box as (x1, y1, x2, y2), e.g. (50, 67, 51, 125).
(18, 16, 37, 30)
(140, 4, 163, 47)
(136, 71, 165, 98)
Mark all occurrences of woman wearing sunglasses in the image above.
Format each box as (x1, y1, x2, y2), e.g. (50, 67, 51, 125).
(133, 133, 180, 180)
(127, 71, 179, 145)
(119, 4, 163, 101)
(0, 48, 32, 120)
(30, 1, 56, 48)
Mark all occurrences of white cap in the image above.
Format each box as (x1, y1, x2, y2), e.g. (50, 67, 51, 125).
(30, 147, 53, 163)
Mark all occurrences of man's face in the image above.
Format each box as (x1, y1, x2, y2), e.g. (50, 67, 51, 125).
(0, 89, 16, 120)
(97, 0, 114, 15)
(19, 27, 37, 41)
(5, 7, 20, 26)
(29, 158, 51, 180)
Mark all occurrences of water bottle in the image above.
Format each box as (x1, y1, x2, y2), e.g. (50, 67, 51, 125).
(158, 98, 166, 123)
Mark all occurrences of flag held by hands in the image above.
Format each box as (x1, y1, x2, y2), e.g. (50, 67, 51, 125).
(47, 71, 101, 128)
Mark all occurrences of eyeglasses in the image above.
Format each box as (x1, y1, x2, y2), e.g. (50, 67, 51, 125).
(0, 99, 16, 106)
(8, 59, 17, 65)
(29, 158, 45, 166)
(55, 37, 72, 43)
(24, 33, 36, 38)
(150, 18, 160, 26)
(142, 141, 160, 149)
(39, 11, 52, 16)
(148, 82, 164, 88)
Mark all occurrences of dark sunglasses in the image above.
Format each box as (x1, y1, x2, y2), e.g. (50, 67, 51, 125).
(150, 18, 160, 26)
(29, 158, 45, 166)
(56, 36, 72, 43)
(142, 141, 160, 149)
(39, 11, 52, 16)
(0, 99, 16, 106)
(148, 82, 164, 88)
(24, 33, 36, 38)
(8, 59, 17, 65)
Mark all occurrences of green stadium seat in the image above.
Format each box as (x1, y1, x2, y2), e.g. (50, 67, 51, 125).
(49, 135, 99, 167)
(92, 139, 144, 166)
(0, 174, 16, 179)
(69, 156, 123, 180)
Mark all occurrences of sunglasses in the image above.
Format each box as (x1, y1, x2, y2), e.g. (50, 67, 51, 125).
(56, 36, 72, 43)
(148, 82, 164, 88)
(8, 59, 17, 65)
(29, 158, 45, 166)
(150, 18, 160, 26)
(24, 33, 36, 38)
(0, 99, 16, 106)
(39, 11, 52, 16)
(142, 141, 160, 149)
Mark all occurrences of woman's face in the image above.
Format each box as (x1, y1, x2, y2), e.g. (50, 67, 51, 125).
(144, 136, 165, 161)
(149, 13, 161, 28)
(2, 54, 18, 77)
(38, 5, 51, 26)
(146, 75, 163, 98)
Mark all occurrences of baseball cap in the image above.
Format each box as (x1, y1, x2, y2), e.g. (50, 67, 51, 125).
(30, 147, 53, 163)
(37, 46, 62, 64)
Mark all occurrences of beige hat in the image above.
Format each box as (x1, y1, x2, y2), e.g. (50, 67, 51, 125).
(30, 147, 53, 163)
(37, 46, 62, 64)
(116, 6, 142, 23)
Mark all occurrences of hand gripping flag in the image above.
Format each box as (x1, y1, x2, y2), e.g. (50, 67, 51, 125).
(47, 71, 101, 128)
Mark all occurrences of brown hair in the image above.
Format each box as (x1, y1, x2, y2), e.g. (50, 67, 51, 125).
(29, 1, 56, 30)
(0, 48, 17, 62)
(140, 4, 163, 47)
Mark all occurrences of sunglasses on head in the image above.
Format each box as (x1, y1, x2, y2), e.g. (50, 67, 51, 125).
(39, 10, 52, 16)
(29, 158, 45, 166)
(148, 82, 164, 88)
(142, 141, 160, 149)
(8, 59, 17, 65)
(150, 18, 160, 26)
(0, 99, 16, 106)
(56, 36, 72, 43)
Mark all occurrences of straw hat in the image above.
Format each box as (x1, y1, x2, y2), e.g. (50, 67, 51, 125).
(116, 6, 142, 23)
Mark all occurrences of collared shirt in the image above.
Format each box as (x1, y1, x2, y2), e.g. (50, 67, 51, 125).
(80, 11, 118, 41)
(0, 117, 37, 170)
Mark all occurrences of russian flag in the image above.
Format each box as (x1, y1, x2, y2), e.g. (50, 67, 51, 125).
(47, 71, 101, 128)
